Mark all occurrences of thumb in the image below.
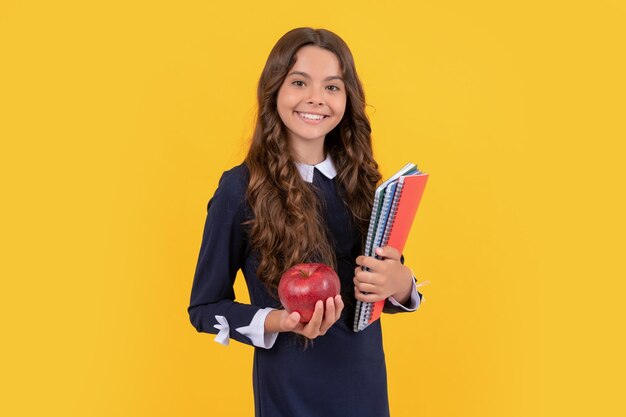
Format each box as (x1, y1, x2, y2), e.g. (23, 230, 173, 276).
(375, 245, 401, 260)
(280, 311, 301, 331)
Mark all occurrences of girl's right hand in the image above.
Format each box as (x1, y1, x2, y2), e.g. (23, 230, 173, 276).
(266, 295, 344, 339)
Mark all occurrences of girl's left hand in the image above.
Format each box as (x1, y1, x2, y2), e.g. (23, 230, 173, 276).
(353, 246, 414, 304)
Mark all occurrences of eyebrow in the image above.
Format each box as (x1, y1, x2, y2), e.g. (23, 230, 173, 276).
(287, 71, 344, 82)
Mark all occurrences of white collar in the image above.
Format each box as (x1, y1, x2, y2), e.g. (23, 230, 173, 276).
(294, 154, 337, 183)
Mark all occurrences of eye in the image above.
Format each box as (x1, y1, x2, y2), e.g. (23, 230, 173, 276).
(292, 80, 305, 87)
(327, 85, 341, 92)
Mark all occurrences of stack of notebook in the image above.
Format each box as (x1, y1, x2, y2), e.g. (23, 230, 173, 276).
(353, 162, 429, 332)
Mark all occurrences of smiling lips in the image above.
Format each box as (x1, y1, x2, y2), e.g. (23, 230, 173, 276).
(296, 111, 329, 124)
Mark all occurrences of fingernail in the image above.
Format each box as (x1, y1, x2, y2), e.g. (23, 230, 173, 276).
(375, 247, 382, 254)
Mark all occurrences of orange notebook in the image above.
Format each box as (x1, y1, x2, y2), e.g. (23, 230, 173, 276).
(353, 171, 429, 332)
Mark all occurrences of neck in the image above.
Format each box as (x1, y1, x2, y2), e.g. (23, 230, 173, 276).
(289, 137, 326, 165)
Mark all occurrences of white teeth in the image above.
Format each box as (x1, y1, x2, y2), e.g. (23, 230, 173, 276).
(298, 112, 325, 120)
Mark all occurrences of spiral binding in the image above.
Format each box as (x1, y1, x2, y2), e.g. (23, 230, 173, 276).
(354, 191, 386, 331)
(359, 181, 399, 329)
(380, 177, 405, 250)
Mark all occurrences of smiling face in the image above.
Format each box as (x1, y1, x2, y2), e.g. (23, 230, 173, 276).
(276, 45, 347, 156)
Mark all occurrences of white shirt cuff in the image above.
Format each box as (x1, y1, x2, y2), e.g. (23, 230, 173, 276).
(387, 277, 421, 311)
(235, 307, 279, 349)
(213, 315, 231, 346)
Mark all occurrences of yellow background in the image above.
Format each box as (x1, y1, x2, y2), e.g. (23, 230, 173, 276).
(1, 1, 625, 416)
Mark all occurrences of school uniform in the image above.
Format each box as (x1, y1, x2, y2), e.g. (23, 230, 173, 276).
(188, 155, 422, 417)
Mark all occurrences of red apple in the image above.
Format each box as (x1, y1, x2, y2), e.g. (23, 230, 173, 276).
(278, 263, 341, 323)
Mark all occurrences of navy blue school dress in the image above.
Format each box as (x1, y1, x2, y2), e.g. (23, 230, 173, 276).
(188, 158, 421, 417)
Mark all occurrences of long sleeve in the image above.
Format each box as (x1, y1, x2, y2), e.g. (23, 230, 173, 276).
(187, 168, 277, 348)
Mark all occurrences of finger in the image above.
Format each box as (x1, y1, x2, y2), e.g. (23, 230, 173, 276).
(354, 286, 385, 303)
(355, 289, 383, 303)
(354, 274, 367, 287)
(319, 297, 336, 335)
(356, 255, 376, 269)
(287, 311, 301, 326)
(280, 311, 300, 331)
(355, 265, 373, 281)
(358, 255, 384, 272)
(354, 267, 375, 282)
(334, 294, 344, 321)
(354, 280, 378, 294)
(353, 273, 380, 287)
(304, 300, 324, 336)
(375, 246, 401, 261)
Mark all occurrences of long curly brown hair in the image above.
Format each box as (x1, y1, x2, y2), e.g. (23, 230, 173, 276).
(243, 27, 382, 295)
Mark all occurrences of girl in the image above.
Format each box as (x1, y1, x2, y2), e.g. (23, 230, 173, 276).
(188, 27, 423, 417)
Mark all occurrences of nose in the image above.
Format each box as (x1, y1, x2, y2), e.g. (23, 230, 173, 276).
(306, 95, 324, 106)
